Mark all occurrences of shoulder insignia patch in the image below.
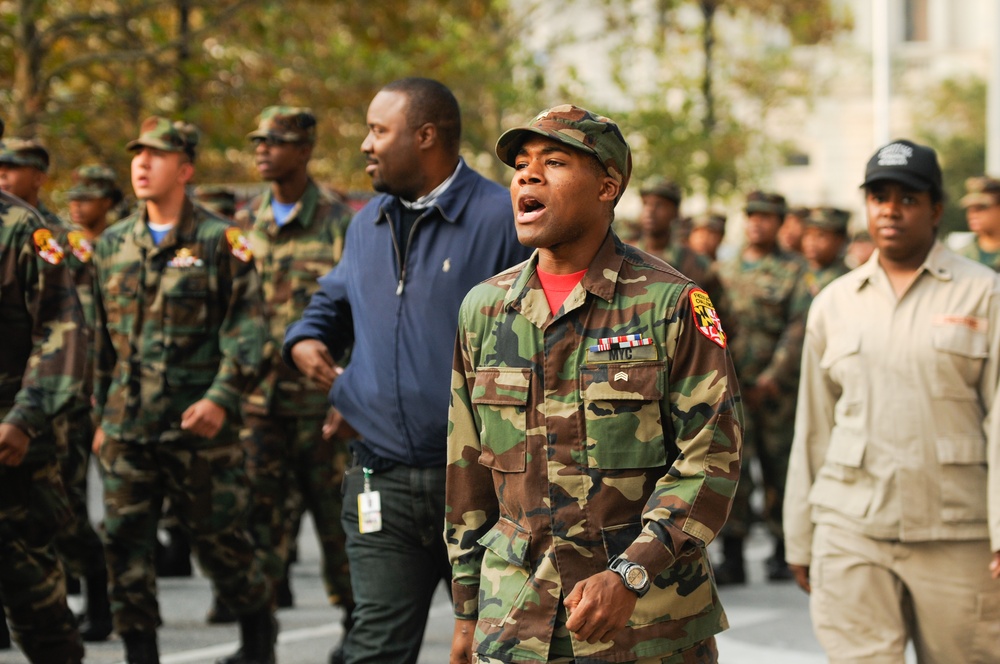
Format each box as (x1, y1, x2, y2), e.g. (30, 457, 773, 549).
(690, 288, 726, 348)
(66, 231, 93, 263)
(33, 228, 65, 265)
(225, 227, 253, 263)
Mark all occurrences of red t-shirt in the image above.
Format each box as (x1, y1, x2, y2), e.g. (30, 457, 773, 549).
(536, 267, 587, 314)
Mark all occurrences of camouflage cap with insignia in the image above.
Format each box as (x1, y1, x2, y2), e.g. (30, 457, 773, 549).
(745, 190, 787, 216)
(639, 176, 682, 205)
(804, 206, 850, 234)
(126, 116, 199, 160)
(247, 106, 317, 144)
(960, 176, 1000, 208)
(193, 184, 237, 217)
(690, 211, 727, 233)
(66, 164, 119, 200)
(0, 137, 50, 172)
(495, 104, 632, 202)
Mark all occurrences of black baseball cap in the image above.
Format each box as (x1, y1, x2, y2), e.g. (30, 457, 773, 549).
(861, 139, 942, 194)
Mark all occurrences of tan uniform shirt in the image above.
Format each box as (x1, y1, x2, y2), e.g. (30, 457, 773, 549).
(785, 242, 1000, 566)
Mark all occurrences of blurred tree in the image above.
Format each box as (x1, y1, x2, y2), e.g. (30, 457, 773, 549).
(913, 76, 986, 237)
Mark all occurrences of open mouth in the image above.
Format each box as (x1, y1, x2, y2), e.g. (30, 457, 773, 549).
(518, 196, 546, 221)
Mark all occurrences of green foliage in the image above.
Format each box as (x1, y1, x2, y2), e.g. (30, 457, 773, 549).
(912, 77, 986, 236)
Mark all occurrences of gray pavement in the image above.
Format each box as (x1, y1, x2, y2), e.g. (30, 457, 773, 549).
(0, 462, 913, 663)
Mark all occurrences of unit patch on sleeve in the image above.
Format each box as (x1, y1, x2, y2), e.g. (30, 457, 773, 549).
(66, 230, 93, 263)
(33, 228, 65, 265)
(690, 288, 726, 348)
(225, 227, 253, 263)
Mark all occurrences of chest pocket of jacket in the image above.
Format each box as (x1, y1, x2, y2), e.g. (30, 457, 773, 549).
(161, 266, 210, 336)
(288, 248, 337, 309)
(103, 270, 140, 333)
(473, 367, 530, 473)
(931, 322, 988, 401)
(752, 278, 795, 336)
(580, 362, 667, 469)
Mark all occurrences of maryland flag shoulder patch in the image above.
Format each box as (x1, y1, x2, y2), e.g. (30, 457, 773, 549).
(66, 230, 94, 263)
(225, 227, 253, 263)
(690, 288, 726, 348)
(33, 228, 65, 265)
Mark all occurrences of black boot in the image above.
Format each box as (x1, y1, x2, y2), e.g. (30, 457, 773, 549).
(156, 527, 192, 578)
(328, 607, 354, 664)
(123, 631, 160, 664)
(714, 536, 746, 586)
(79, 566, 113, 642)
(206, 593, 238, 624)
(215, 607, 276, 664)
(766, 538, 793, 581)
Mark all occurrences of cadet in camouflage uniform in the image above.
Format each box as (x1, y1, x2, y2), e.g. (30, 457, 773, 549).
(635, 177, 728, 316)
(0, 117, 87, 663)
(447, 106, 743, 664)
(686, 212, 726, 262)
(716, 191, 811, 585)
(801, 207, 851, 297)
(53, 165, 124, 642)
(0, 138, 64, 228)
(194, 185, 238, 219)
(778, 205, 807, 256)
(238, 107, 354, 658)
(91, 117, 273, 664)
(957, 175, 1000, 271)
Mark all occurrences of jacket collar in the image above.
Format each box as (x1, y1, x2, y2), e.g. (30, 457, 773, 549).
(131, 198, 197, 253)
(257, 178, 320, 234)
(372, 158, 471, 226)
(851, 239, 952, 291)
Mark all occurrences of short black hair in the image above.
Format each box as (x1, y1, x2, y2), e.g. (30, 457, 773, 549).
(382, 77, 461, 154)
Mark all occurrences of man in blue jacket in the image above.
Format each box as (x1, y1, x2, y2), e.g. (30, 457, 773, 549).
(284, 78, 530, 664)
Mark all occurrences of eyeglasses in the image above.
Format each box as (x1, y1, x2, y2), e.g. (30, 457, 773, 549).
(251, 136, 302, 148)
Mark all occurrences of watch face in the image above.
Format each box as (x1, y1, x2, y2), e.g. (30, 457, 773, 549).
(625, 565, 648, 588)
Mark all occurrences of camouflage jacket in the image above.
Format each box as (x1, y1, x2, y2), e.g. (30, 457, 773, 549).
(446, 232, 743, 663)
(92, 199, 264, 444)
(639, 240, 729, 322)
(717, 248, 812, 390)
(0, 193, 86, 463)
(36, 201, 66, 230)
(955, 239, 1000, 272)
(804, 259, 850, 298)
(237, 180, 352, 416)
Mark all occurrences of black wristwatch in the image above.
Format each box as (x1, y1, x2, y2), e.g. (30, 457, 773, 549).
(608, 556, 651, 598)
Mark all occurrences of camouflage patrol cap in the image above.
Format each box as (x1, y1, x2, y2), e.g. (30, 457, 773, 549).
(495, 104, 632, 202)
(960, 176, 1000, 208)
(690, 211, 727, 234)
(803, 206, 850, 234)
(193, 184, 237, 217)
(639, 176, 682, 204)
(66, 164, 119, 200)
(247, 106, 317, 144)
(0, 137, 50, 172)
(126, 116, 199, 159)
(745, 190, 787, 216)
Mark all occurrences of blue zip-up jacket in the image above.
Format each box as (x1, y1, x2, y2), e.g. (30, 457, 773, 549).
(283, 159, 530, 467)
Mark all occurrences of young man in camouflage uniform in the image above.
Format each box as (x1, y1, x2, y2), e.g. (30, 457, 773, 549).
(0, 138, 64, 228)
(53, 164, 124, 642)
(0, 117, 87, 663)
(686, 212, 726, 262)
(447, 106, 743, 664)
(958, 175, 1000, 271)
(238, 106, 354, 660)
(91, 117, 273, 664)
(716, 191, 811, 584)
(801, 206, 851, 297)
(635, 177, 727, 314)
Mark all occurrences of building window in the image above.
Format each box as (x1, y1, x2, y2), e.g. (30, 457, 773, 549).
(904, 0, 929, 42)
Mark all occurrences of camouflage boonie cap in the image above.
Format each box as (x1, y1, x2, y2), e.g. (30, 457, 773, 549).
(804, 206, 850, 234)
(960, 176, 1000, 208)
(0, 137, 50, 172)
(66, 164, 119, 200)
(639, 176, 682, 204)
(495, 104, 632, 201)
(193, 184, 237, 217)
(247, 106, 317, 144)
(745, 190, 787, 216)
(851, 228, 872, 242)
(126, 116, 199, 159)
(786, 206, 810, 220)
(690, 212, 726, 233)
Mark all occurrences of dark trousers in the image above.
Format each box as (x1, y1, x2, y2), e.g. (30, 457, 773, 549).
(341, 461, 451, 664)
